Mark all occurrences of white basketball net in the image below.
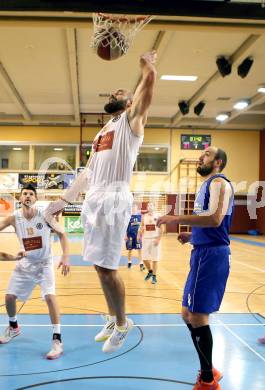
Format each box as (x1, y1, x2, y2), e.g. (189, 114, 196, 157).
(91, 13, 154, 54)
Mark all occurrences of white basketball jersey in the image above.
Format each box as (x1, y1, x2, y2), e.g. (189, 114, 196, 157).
(143, 213, 160, 239)
(14, 208, 52, 261)
(88, 111, 143, 188)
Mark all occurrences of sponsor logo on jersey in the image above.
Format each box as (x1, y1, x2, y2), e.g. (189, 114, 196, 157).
(23, 236, 43, 251)
(93, 130, 115, 153)
(36, 223, 43, 230)
(26, 227, 34, 236)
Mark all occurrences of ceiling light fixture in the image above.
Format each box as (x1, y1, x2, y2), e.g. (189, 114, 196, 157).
(233, 100, 250, 110)
(257, 85, 265, 93)
(12, 147, 22, 151)
(54, 147, 63, 151)
(160, 75, 198, 81)
(216, 113, 229, 122)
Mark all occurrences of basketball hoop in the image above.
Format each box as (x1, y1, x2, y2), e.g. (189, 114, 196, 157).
(91, 13, 154, 56)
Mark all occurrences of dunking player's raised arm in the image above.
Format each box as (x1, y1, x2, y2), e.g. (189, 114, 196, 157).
(127, 50, 157, 136)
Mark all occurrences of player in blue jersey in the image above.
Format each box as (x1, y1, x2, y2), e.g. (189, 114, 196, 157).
(157, 147, 234, 390)
(125, 203, 145, 271)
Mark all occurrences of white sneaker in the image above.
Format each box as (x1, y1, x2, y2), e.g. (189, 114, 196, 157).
(102, 318, 134, 354)
(95, 315, 115, 342)
(46, 339, 63, 360)
(0, 326, 20, 344)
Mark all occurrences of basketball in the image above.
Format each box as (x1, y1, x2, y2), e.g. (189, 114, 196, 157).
(96, 28, 128, 61)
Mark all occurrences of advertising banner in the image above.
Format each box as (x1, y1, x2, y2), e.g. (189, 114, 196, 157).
(62, 202, 82, 216)
(0, 173, 18, 190)
(18, 173, 75, 190)
(64, 216, 84, 233)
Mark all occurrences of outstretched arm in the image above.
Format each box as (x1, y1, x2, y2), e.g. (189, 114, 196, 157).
(128, 50, 157, 136)
(157, 178, 232, 228)
(44, 151, 94, 219)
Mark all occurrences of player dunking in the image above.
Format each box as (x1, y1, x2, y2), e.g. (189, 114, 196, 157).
(45, 50, 157, 353)
(158, 147, 234, 390)
(0, 184, 70, 359)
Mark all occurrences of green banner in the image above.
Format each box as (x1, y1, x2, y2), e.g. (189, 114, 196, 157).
(64, 216, 84, 233)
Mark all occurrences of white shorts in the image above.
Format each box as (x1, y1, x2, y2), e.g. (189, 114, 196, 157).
(81, 186, 133, 270)
(7, 258, 55, 301)
(142, 238, 161, 261)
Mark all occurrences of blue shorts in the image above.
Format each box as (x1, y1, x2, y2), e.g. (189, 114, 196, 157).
(182, 245, 231, 314)
(126, 233, 142, 250)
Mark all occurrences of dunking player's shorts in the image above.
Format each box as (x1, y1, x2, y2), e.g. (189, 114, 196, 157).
(7, 257, 55, 301)
(142, 238, 161, 261)
(82, 185, 133, 270)
(182, 245, 231, 313)
(126, 233, 142, 250)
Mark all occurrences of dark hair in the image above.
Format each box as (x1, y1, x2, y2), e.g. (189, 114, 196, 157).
(215, 148, 227, 171)
(20, 184, 37, 196)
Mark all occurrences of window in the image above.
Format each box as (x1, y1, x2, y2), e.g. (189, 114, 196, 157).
(34, 145, 76, 171)
(134, 146, 168, 173)
(0, 145, 29, 170)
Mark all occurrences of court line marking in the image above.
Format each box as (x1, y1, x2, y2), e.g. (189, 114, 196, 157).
(0, 323, 264, 327)
(213, 315, 265, 364)
(230, 236, 265, 248)
(233, 260, 265, 274)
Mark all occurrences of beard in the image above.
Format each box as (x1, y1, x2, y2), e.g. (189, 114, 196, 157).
(197, 161, 215, 177)
(104, 99, 127, 114)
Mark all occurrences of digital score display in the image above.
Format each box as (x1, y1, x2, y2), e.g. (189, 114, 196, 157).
(181, 134, 211, 150)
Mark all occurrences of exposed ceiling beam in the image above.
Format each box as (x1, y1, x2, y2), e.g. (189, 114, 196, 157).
(2, 15, 265, 35)
(170, 34, 261, 127)
(245, 110, 265, 115)
(66, 28, 80, 123)
(218, 92, 265, 127)
(0, 62, 31, 120)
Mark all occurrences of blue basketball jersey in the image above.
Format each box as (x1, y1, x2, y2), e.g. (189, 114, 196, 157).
(191, 174, 234, 246)
(127, 214, 142, 236)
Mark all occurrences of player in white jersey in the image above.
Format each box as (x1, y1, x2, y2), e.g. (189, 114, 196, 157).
(142, 202, 162, 284)
(0, 184, 70, 359)
(44, 50, 157, 353)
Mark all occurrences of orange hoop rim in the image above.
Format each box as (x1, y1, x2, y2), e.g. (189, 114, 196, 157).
(94, 13, 153, 24)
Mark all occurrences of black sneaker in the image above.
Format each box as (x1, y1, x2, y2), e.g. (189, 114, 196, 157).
(144, 272, 152, 281)
(140, 264, 145, 271)
(128, 263, 132, 269)
(151, 275, 157, 284)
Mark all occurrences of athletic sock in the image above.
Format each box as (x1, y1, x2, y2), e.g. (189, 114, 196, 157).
(52, 324, 61, 334)
(53, 333, 62, 342)
(9, 321, 18, 329)
(191, 325, 214, 382)
(9, 316, 18, 329)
